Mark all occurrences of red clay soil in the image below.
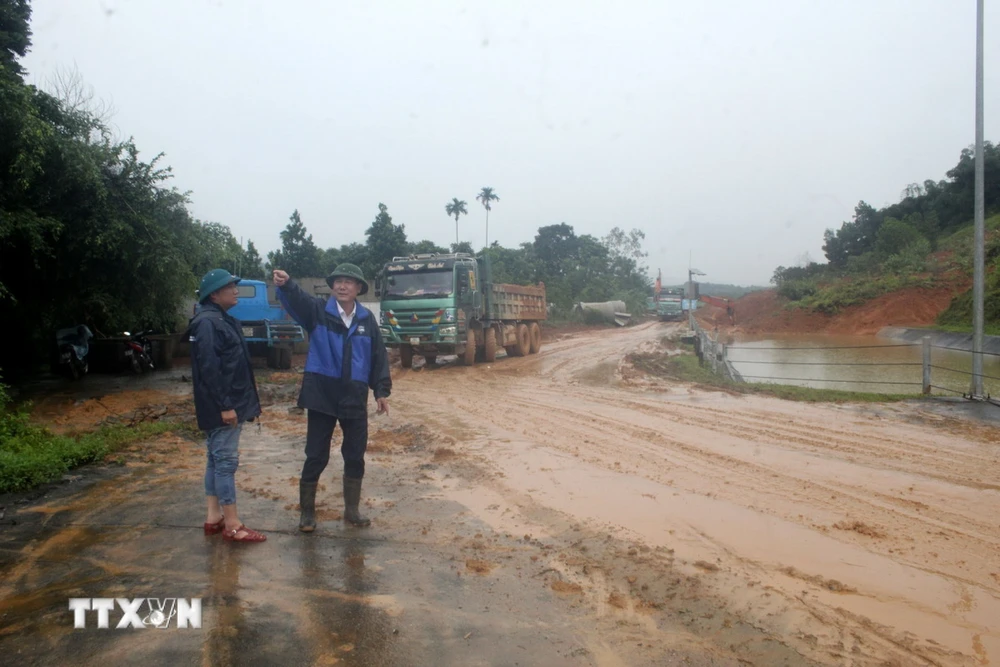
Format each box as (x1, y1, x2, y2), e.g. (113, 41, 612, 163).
(697, 282, 969, 336)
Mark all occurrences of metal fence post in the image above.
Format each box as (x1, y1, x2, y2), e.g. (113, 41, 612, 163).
(711, 337, 718, 374)
(922, 336, 931, 395)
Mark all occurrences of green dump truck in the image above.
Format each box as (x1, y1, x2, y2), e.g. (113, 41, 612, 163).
(375, 253, 546, 368)
(655, 289, 684, 321)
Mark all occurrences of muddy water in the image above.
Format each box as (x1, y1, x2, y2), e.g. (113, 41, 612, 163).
(727, 333, 1000, 395)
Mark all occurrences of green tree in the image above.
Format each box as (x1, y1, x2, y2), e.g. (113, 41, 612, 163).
(875, 218, 926, 258)
(486, 242, 535, 285)
(363, 203, 408, 280)
(0, 0, 31, 81)
(267, 209, 322, 277)
(241, 240, 265, 279)
(445, 197, 468, 245)
(451, 241, 474, 255)
(568, 235, 613, 302)
(600, 227, 651, 312)
(188, 221, 242, 278)
(476, 186, 499, 248)
(321, 242, 369, 276)
(409, 239, 448, 255)
(602, 227, 647, 264)
(822, 202, 880, 267)
(0, 3, 256, 374)
(338, 242, 369, 268)
(532, 223, 579, 279)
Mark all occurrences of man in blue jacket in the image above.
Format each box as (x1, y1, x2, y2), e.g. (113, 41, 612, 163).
(273, 264, 391, 531)
(188, 269, 265, 543)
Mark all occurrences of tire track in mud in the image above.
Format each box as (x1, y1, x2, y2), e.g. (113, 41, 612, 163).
(496, 381, 999, 536)
(443, 385, 1000, 603)
(414, 364, 995, 513)
(404, 386, 968, 664)
(393, 322, 1000, 666)
(535, 381, 997, 479)
(541, 389, 1000, 550)
(422, 379, 995, 548)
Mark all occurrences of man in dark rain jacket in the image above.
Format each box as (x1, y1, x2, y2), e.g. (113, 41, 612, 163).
(188, 269, 266, 543)
(272, 263, 391, 531)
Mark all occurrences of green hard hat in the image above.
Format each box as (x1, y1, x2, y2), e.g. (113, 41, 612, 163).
(198, 269, 241, 303)
(326, 263, 369, 295)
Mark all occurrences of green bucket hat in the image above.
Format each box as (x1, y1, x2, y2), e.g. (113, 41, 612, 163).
(326, 263, 369, 295)
(198, 269, 241, 303)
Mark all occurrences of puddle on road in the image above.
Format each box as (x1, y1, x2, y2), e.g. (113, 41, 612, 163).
(0, 410, 647, 666)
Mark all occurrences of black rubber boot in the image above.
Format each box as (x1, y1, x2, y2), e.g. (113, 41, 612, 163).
(299, 481, 317, 533)
(343, 477, 371, 527)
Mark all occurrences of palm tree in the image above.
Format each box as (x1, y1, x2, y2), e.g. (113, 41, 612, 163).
(476, 187, 500, 248)
(445, 198, 468, 246)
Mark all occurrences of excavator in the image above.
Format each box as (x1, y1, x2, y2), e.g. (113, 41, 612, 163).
(698, 295, 736, 323)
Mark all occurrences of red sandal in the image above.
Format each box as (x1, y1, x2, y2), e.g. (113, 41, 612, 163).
(203, 517, 225, 535)
(223, 524, 267, 543)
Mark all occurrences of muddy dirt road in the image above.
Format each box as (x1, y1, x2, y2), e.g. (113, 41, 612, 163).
(393, 322, 1000, 665)
(1, 322, 998, 665)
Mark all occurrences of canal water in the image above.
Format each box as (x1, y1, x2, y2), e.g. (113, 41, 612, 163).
(726, 334, 1000, 396)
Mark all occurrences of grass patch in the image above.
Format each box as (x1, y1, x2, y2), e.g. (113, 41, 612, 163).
(937, 213, 1000, 257)
(0, 388, 182, 494)
(791, 273, 936, 315)
(629, 350, 917, 403)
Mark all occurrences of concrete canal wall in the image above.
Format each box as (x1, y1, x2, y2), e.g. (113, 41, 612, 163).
(879, 327, 1000, 355)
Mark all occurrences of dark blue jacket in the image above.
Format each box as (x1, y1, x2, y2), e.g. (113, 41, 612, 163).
(186, 303, 262, 431)
(277, 280, 391, 418)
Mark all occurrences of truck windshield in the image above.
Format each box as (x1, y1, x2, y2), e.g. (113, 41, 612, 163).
(385, 271, 454, 299)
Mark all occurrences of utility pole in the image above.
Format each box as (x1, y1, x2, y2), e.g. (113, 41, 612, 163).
(971, 0, 986, 398)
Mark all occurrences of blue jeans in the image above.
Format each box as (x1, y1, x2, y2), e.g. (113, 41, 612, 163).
(204, 424, 242, 506)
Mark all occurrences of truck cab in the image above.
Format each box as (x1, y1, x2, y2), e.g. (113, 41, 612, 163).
(375, 253, 479, 366)
(655, 288, 684, 322)
(375, 253, 546, 368)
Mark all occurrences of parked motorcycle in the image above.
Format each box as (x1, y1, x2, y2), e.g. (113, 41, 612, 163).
(56, 325, 92, 380)
(123, 330, 155, 374)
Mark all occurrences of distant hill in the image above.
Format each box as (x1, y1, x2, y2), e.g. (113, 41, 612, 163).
(666, 283, 767, 299)
(770, 142, 1000, 333)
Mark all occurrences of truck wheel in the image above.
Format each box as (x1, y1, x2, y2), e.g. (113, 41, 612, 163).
(424, 354, 437, 366)
(514, 323, 530, 357)
(529, 323, 542, 354)
(483, 326, 497, 362)
(266, 347, 279, 369)
(461, 329, 476, 366)
(504, 346, 516, 357)
(278, 345, 293, 369)
(400, 345, 413, 369)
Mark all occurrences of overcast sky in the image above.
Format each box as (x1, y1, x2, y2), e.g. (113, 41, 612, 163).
(22, 0, 1000, 285)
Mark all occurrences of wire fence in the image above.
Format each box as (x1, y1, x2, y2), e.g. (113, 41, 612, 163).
(688, 314, 998, 400)
(737, 375, 921, 387)
(924, 344, 1000, 357)
(726, 344, 918, 351)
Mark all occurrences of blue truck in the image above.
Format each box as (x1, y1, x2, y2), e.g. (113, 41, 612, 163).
(196, 279, 304, 369)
